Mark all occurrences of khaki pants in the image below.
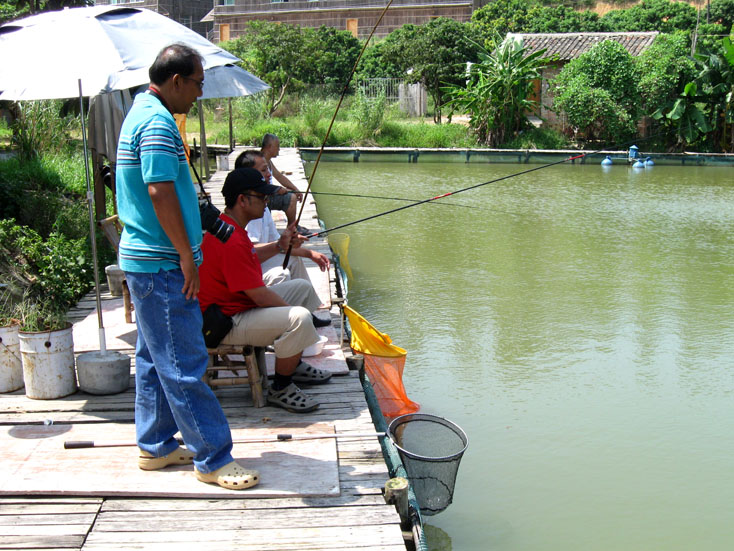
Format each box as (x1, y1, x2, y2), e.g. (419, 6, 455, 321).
(220, 279, 320, 358)
(261, 254, 310, 285)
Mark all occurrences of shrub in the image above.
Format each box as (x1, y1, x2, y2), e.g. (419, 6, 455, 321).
(552, 40, 639, 143)
(349, 88, 388, 142)
(500, 127, 571, 149)
(12, 100, 78, 161)
(0, 154, 89, 238)
(0, 219, 92, 311)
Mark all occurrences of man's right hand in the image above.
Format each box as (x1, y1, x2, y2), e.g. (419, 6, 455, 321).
(180, 254, 200, 300)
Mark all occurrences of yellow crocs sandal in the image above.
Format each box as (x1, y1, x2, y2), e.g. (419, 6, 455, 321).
(195, 461, 260, 490)
(138, 446, 195, 471)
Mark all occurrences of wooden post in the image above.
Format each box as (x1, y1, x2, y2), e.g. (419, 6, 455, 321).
(345, 353, 363, 372)
(197, 99, 210, 179)
(228, 98, 234, 151)
(384, 477, 410, 529)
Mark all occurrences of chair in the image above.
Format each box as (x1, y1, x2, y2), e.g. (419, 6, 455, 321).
(205, 345, 268, 407)
(98, 214, 133, 323)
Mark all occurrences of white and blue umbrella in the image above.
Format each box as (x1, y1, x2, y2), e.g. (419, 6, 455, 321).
(0, 5, 247, 100)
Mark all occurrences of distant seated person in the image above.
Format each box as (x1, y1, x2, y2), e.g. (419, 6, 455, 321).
(260, 133, 308, 235)
(234, 149, 331, 328)
(198, 168, 332, 413)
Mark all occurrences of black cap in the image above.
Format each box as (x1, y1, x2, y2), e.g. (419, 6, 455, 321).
(221, 168, 281, 205)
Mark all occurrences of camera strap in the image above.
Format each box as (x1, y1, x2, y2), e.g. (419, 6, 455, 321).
(188, 153, 211, 201)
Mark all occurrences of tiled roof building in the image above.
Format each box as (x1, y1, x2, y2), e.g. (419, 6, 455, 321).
(512, 31, 659, 60)
(509, 32, 659, 131)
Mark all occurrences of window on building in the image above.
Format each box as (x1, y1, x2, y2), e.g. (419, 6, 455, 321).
(220, 0, 234, 5)
(220, 23, 230, 42)
(181, 15, 192, 28)
(346, 18, 358, 38)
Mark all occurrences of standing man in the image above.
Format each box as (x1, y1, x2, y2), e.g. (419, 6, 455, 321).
(261, 133, 307, 234)
(116, 43, 258, 490)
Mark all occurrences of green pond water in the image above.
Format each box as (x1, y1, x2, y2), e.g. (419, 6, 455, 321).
(308, 161, 734, 551)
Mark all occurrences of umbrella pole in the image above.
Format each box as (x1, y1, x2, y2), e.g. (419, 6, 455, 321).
(78, 80, 106, 354)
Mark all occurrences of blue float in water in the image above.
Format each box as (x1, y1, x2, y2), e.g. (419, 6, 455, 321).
(601, 155, 613, 166)
(645, 157, 654, 166)
(633, 159, 645, 168)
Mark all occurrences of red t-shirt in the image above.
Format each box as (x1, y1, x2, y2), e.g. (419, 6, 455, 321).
(198, 214, 265, 317)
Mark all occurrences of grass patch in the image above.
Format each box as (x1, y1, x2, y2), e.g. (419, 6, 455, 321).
(499, 127, 572, 149)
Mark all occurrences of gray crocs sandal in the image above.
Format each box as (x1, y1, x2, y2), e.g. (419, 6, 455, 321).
(292, 361, 332, 385)
(267, 383, 320, 413)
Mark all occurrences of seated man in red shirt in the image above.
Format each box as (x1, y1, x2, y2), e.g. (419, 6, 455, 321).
(198, 168, 331, 413)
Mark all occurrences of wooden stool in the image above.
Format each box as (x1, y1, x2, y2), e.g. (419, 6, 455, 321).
(205, 345, 268, 408)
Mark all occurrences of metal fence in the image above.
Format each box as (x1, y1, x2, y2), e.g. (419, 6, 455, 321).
(359, 78, 403, 101)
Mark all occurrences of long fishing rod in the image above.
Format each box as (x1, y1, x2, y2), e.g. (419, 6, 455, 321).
(283, 0, 395, 269)
(295, 190, 480, 209)
(305, 137, 659, 238)
(64, 432, 386, 449)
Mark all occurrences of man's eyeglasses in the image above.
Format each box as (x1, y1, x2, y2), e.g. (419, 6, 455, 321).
(182, 76, 205, 90)
(245, 193, 268, 203)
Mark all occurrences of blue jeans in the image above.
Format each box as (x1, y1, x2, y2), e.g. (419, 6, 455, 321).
(126, 269, 233, 474)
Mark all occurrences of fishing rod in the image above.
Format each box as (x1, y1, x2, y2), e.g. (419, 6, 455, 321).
(64, 431, 387, 449)
(296, 190, 480, 209)
(304, 137, 661, 239)
(283, 0, 395, 269)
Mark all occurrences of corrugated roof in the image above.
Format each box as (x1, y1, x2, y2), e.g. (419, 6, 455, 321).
(510, 32, 659, 60)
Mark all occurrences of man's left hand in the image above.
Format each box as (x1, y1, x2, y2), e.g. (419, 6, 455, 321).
(280, 223, 307, 250)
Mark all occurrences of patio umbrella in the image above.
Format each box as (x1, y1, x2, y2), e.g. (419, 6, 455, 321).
(0, 6, 265, 358)
(200, 64, 269, 100)
(0, 5, 240, 100)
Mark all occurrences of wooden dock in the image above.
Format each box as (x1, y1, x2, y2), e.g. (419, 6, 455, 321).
(0, 148, 407, 550)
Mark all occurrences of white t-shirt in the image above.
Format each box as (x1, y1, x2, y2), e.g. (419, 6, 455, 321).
(245, 206, 280, 243)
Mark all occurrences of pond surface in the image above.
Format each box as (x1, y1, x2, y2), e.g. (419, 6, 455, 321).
(309, 162, 734, 551)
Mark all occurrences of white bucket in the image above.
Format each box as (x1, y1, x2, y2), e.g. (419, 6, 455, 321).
(19, 324, 77, 399)
(105, 264, 125, 296)
(216, 155, 229, 171)
(0, 324, 23, 393)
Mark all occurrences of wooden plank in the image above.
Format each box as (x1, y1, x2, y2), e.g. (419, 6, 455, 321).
(0, 424, 339, 498)
(0, 535, 84, 549)
(84, 525, 404, 549)
(93, 505, 399, 530)
(100, 493, 387, 512)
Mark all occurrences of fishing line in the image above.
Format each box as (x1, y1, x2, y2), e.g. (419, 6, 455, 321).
(305, 136, 662, 238)
(296, 190, 479, 209)
(283, 0, 395, 268)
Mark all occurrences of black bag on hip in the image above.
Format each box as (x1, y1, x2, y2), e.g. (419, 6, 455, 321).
(201, 303, 232, 348)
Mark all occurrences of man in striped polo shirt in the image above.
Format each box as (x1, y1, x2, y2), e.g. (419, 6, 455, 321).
(116, 44, 258, 491)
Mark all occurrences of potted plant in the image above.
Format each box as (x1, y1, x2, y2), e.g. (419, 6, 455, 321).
(17, 298, 77, 399)
(0, 289, 23, 393)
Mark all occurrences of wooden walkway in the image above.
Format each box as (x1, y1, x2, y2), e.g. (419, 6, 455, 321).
(0, 148, 407, 550)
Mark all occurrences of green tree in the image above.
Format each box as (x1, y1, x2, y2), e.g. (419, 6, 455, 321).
(356, 37, 406, 80)
(0, 0, 90, 24)
(306, 26, 361, 94)
(672, 37, 734, 150)
(444, 35, 548, 146)
(635, 34, 697, 115)
(524, 4, 608, 33)
(221, 22, 313, 115)
(379, 19, 481, 123)
(601, 0, 697, 33)
(471, 0, 533, 47)
(552, 40, 640, 143)
(710, 0, 734, 34)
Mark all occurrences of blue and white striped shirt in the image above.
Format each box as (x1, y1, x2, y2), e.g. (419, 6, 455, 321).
(115, 92, 202, 273)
